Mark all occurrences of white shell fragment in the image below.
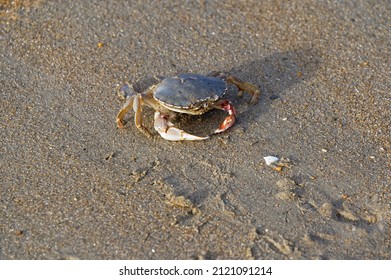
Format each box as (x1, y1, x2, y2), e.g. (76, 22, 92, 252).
(263, 156, 280, 165)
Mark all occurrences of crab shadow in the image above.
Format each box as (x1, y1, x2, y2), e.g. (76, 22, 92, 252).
(228, 48, 322, 129)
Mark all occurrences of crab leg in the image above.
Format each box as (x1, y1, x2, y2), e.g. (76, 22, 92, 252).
(132, 93, 152, 136)
(207, 71, 260, 104)
(116, 85, 151, 136)
(154, 112, 209, 141)
(213, 99, 237, 134)
(116, 84, 136, 129)
(227, 75, 260, 104)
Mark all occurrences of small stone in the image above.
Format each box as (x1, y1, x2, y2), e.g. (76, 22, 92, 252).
(15, 230, 24, 236)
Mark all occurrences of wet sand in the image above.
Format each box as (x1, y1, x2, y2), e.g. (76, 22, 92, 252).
(1, 0, 390, 259)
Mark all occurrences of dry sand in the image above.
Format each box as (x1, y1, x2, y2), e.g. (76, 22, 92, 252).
(1, 0, 390, 259)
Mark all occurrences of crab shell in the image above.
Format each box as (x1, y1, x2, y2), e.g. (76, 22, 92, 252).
(153, 73, 228, 115)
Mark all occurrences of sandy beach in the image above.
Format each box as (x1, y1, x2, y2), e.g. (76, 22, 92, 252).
(1, 0, 389, 259)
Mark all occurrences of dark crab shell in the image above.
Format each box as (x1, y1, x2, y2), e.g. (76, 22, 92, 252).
(153, 73, 227, 112)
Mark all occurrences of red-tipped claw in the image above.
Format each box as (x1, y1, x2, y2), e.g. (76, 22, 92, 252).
(214, 115, 236, 134)
(213, 99, 237, 134)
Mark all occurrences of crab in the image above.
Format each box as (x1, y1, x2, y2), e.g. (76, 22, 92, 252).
(116, 72, 260, 141)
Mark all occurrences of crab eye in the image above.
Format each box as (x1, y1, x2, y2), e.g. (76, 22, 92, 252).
(119, 84, 136, 98)
(119, 84, 130, 94)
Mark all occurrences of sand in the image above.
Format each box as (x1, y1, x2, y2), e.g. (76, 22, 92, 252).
(1, 0, 389, 259)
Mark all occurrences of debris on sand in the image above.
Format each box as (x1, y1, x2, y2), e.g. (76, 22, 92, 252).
(263, 156, 279, 166)
(263, 156, 291, 172)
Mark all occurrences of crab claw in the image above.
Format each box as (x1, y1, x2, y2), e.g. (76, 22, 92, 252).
(214, 115, 236, 134)
(154, 112, 209, 141)
(213, 99, 237, 134)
